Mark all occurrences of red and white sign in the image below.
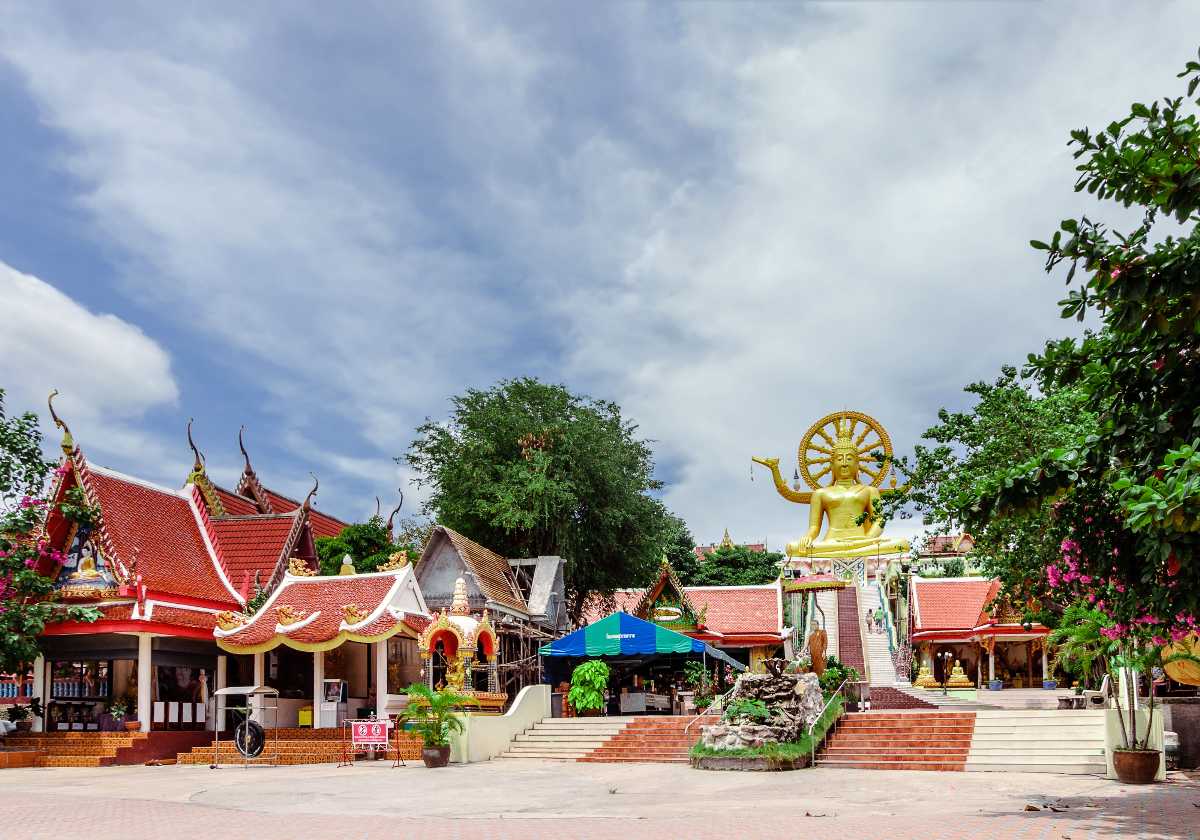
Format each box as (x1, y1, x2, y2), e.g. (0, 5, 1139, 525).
(349, 719, 392, 749)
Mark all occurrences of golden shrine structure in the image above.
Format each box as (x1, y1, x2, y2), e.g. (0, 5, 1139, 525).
(416, 577, 507, 712)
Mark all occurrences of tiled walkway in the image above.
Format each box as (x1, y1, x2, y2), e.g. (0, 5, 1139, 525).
(2, 761, 1196, 840)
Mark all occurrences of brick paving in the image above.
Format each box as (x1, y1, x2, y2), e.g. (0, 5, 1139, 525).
(1, 762, 1197, 840)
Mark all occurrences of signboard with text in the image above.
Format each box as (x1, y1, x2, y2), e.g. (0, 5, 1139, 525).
(349, 719, 391, 749)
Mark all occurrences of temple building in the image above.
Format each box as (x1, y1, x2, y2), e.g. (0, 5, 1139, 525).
(26, 402, 430, 734)
(585, 558, 788, 671)
(909, 575, 1051, 689)
(692, 528, 766, 561)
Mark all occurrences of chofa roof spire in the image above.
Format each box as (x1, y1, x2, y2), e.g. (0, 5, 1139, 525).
(185, 419, 225, 517)
(187, 418, 205, 474)
(238, 425, 253, 474)
(303, 472, 319, 510)
(386, 489, 404, 539)
(47, 389, 74, 454)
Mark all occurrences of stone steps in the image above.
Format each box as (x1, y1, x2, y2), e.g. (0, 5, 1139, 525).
(964, 709, 1106, 774)
(817, 711, 976, 771)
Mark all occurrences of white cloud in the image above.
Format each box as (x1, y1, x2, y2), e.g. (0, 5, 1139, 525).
(0, 2, 1195, 547)
(0, 259, 180, 470)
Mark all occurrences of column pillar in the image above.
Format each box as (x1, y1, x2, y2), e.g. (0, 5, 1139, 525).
(312, 650, 325, 729)
(1041, 645, 1049, 683)
(252, 652, 265, 723)
(31, 656, 46, 732)
(976, 649, 982, 689)
(137, 634, 152, 733)
(374, 640, 388, 716)
(988, 648, 995, 682)
(215, 655, 228, 732)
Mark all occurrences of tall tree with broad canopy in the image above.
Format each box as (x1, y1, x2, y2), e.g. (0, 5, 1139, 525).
(953, 56, 1200, 656)
(878, 369, 1094, 625)
(404, 378, 675, 620)
(682, 544, 784, 587)
(0, 389, 98, 671)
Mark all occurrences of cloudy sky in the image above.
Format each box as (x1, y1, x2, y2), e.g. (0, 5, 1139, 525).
(0, 2, 1193, 548)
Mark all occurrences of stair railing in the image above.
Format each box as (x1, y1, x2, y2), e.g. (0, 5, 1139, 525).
(684, 685, 734, 735)
(808, 677, 849, 766)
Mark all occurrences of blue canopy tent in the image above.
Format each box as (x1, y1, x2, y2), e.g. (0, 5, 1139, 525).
(540, 611, 746, 671)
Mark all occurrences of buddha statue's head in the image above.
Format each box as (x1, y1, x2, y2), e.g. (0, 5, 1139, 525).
(832, 426, 859, 482)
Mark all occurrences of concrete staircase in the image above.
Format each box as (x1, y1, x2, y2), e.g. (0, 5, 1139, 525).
(817, 711, 975, 771)
(499, 717, 634, 760)
(579, 715, 717, 764)
(863, 583, 900, 687)
(965, 709, 1107, 774)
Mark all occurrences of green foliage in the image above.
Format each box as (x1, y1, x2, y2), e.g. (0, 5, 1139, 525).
(926, 56, 1200, 639)
(920, 558, 966, 579)
(877, 369, 1092, 624)
(243, 576, 270, 615)
(682, 660, 713, 697)
(660, 513, 700, 582)
(0, 390, 53, 513)
(722, 697, 770, 723)
(396, 683, 472, 747)
(315, 515, 401, 575)
(0, 391, 99, 671)
(404, 378, 678, 618)
(682, 545, 783, 587)
(1047, 602, 1117, 690)
(818, 661, 860, 694)
(567, 659, 610, 712)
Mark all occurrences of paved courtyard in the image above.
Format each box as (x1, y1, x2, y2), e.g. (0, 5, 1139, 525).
(1, 759, 1196, 839)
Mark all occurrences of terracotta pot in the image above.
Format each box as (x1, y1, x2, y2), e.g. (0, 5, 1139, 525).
(14, 721, 32, 732)
(1112, 749, 1160, 784)
(124, 721, 141, 732)
(576, 707, 601, 717)
(421, 745, 451, 768)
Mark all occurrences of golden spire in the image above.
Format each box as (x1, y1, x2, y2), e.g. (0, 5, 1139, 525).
(719, 528, 734, 550)
(450, 576, 470, 615)
(47, 390, 74, 454)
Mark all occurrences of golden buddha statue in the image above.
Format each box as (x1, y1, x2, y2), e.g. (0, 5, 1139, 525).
(754, 410, 909, 559)
(946, 659, 974, 689)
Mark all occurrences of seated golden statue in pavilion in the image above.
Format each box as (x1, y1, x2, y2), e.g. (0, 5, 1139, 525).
(753, 410, 909, 559)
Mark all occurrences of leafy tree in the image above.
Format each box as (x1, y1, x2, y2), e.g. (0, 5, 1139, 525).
(963, 56, 1200, 649)
(683, 544, 783, 587)
(404, 378, 671, 619)
(0, 390, 98, 671)
(660, 513, 700, 582)
(0, 390, 53, 513)
(315, 515, 420, 576)
(879, 370, 1093, 623)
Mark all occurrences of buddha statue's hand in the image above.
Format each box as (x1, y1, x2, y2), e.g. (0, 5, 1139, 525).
(796, 536, 814, 550)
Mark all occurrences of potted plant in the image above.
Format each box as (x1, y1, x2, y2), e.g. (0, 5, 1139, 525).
(987, 678, 1003, 691)
(567, 660, 610, 717)
(6, 703, 33, 733)
(108, 698, 137, 731)
(397, 683, 472, 768)
(1042, 678, 1058, 690)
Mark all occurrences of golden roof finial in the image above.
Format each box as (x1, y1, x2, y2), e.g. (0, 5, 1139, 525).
(719, 528, 734, 549)
(47, 390, 74, 454)
(187, 418, 204, 473)
(238, 425, 253, 474)
(303, 472, 319, 510)
(450, 576, 470, 615)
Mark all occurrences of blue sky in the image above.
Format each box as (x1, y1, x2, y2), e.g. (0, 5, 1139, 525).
(0, 2, 1194, 548)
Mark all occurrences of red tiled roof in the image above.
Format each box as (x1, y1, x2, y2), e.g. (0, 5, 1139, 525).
(213, 486, 260, 517)
(686, 585, 783, 637)
(210, 514, 297, 589)
(149, 606, 219, 631)
(261, 490, 346, 539)
(912, 578, 996, 632)
(921, 534, 975, 555)
(85, 466, 240, 606)
(216, 569, 422, 652)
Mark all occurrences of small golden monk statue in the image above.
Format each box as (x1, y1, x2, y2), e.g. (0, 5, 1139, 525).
(754, 410, 909, 559)
(806, 619, 828, 677)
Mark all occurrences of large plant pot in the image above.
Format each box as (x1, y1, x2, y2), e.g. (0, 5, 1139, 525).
(1112, 749, 1160, 784)
(575, 707, 602, 717)
(1042, 680, 1058, 690)
(124, 721, 141, 732)
(421, 745, 451, 768)
(14, 721, 32, 732)
(987, 680, 1003, 691)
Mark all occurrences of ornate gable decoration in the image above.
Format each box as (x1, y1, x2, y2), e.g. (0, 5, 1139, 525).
(185, 419, 226, 517)
(276, 605, 307, 626)
(377, 549, 410, 572)
(634, 556, 705, 631)
(287, 556, 315, 577)
(342, 603, 369, 625)
(216, 611, 246, 631)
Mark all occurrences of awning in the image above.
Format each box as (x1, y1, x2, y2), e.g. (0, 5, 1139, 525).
(539, 611, 746, 671)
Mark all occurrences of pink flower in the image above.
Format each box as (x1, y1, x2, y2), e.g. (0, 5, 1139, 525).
(1079, 575, 1092, 584)
(1152, 635, 1167, 646)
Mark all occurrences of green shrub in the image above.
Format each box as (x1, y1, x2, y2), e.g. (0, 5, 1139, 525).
(567, 660, 610, 712)
(722, 697, 770, 723)
(397, 683, 473, 747)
